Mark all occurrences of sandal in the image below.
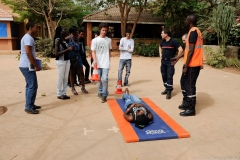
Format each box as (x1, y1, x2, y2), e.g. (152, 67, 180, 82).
(71, 89, 78, 95)
(81, 87, 89, 94)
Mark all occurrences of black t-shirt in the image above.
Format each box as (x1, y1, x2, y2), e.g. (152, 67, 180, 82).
(160, 38, 180, 58)
(189, 31, 198, 43)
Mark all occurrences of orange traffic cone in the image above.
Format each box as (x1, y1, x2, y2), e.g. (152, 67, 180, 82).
(115, 80, 123, 94)
(90, 64, 100, 82)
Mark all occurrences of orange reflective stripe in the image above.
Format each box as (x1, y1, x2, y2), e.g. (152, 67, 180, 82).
(184, 27, 203, 67)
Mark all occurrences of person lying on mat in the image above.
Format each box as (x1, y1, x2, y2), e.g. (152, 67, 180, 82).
(123, 88, 153, 129)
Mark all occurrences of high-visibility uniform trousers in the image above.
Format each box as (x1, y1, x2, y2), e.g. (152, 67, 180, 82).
(161, 59, 175, 91)
(180, 66, 200, 105)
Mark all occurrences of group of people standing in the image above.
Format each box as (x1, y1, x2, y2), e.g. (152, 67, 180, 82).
(19, 22, 132, 114)
(19, 14, 202, 119)
(159, 14, 203, 117)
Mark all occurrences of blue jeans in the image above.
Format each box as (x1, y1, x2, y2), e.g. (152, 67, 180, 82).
(19, 67, 38, 110)
(122, 94, 143, 109)
(118, 59, 132, 85)
(160, 59, 175, 91)
(98, 68, 109, 97)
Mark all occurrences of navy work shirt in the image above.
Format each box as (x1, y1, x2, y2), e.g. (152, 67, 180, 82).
(160, 38, 180, 59)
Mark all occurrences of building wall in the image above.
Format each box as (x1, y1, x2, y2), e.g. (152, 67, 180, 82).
(84, 22, 162, 50)
(0, 21, 14, 50)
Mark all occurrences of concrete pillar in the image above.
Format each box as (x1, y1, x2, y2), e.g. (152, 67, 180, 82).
(86, 22, 92, 46)
(6, 21, 11, 37)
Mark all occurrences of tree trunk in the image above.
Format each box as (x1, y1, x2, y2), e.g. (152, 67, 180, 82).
(43, 12, 52, 38)
(131, 7, 143, 38)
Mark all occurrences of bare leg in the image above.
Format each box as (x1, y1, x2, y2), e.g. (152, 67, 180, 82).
(79, 68, 88, 94)
(70, 67, 78, 95)
(124, 88, 129, 94)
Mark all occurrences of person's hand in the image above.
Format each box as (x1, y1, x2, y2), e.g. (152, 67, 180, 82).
(200, 65, 204, 69)
(171, 56, 179, 65)
(183, 66, 188, 75)
(35, 66, 41, 71)
(93, 60, 97, 66)
(68, 46, 73, 51)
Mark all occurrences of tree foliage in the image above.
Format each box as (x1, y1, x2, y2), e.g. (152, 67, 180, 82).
(212, 3, 235, 49)
(1, 0, 85, 38)
(149, 0, 207, 37)
(88, 0, 149, 37)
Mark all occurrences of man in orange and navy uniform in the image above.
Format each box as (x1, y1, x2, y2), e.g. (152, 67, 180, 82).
(172, 14, 203, 116)
(159, 29, 183, 100)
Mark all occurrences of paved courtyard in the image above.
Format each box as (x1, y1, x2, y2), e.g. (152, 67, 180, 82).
(0, 54, 239, 160)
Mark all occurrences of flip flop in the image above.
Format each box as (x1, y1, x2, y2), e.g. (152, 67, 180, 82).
(71, 89, 78, 95)
(81, 87, 89, 94)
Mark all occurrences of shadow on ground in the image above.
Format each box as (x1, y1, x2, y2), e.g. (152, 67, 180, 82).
(130, 79, 152, 85)
(196, 92, 215, 114)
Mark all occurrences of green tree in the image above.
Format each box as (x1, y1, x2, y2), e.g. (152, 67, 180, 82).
(1, 0, 83, 38)
(149, 0, 207, 37)
(212, 3, 235, 49)
(86, 0, 149, 37)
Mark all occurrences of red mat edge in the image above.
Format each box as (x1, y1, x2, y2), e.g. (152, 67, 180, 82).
(107, 99, 139, 142)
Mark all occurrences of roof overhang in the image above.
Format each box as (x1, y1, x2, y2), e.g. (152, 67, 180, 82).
(82, 19, 165, 25)
(0, 17, 13, 21)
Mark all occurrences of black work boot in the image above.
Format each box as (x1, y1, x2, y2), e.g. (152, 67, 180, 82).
(180, 104, 195, 116)
(178, 98, 188, 110)
(161, 89, 167, 95)
(166, 91, 171, 99)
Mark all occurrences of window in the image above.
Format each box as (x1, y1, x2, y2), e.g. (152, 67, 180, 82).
(0, 23, 7, 37)
(109, 26, 114, 38)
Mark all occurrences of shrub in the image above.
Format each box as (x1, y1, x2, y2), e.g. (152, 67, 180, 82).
(134, 42, 159, 57)
(205, 46, 227, 68)
(35, 38, 54, 58)
(225, 58, 240, 68)
(227, 24, 240, 47)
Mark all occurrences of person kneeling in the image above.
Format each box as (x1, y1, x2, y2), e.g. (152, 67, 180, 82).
(123, 88, 153, 129)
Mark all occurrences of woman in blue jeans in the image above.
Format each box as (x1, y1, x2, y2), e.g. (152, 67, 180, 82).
(123, 88, 153, 129)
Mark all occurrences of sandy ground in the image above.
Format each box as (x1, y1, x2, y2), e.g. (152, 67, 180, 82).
(0, 53, 240, 160)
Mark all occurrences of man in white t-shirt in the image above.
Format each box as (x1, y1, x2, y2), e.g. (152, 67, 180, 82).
(118, 29, 134, 86)
(91, 23, 112, 103)
(19, 22, 41, 114)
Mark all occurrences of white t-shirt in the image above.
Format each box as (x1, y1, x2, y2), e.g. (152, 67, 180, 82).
(19, 33, 36, 67)
(119, 37, 134, 59)
(91, 36, 112, 68)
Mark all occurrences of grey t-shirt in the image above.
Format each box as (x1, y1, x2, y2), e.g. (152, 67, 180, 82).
(19, 33, 36, 67)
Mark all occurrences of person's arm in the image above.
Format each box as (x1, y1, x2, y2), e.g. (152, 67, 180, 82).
(159, 46, 162, 58)
(144, 107, 153, 121)
(91, 39, 97, 66)
(171, 46, 184, 65)
(183, 31, 198, 74)
(92, 50, 97, 65)
(25, 46, 40, 71)
(183, 43, 195, 74)
(54, 39, 72, 57)
(123, 104, 135, 122)
(119, 38, 126, 51)
(127, 40, 134, 53)
(109, 39, 112, 59)
(123, 111, 133, 122)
